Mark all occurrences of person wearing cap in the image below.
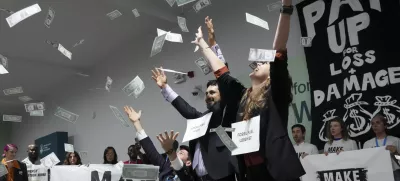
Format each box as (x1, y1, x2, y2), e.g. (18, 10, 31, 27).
(124, 106, 193, 181)
(1, 144, 28, 181)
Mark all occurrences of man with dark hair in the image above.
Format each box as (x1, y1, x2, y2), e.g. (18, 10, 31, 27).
(150, 17, 237, 181)
(24, 144, 39, 165)
(124, 106, 194, 181)
(291, 124, 318, 159)
(124, 140, 148, 164)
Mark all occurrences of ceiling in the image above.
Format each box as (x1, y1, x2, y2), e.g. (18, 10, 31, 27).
(0, 0, 194, 109)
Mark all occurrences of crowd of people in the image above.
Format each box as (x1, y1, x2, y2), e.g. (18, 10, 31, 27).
(2, 0, 400, 181)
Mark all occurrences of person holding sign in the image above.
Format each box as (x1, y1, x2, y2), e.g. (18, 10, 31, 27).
(151, 19, 238, 181)
(363, 114, 400, 181)
(291, 124, 319, 159)
(191, 0, 304, 180)
(323, 117, 358, 154)
(1, 144, 28, 181)
(123, 106, 194, 181)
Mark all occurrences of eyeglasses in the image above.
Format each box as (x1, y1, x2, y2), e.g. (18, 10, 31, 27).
(249, 62, 269, 70)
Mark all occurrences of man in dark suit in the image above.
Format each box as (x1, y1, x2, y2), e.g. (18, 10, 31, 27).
(1, 144, 28, 181)
(123, 106, 194, 181)
(151, 70, 238, 181)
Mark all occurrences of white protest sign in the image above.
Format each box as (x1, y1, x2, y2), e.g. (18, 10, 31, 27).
(182, 112, 213, 143)
(51, 162, 123, 181)
(40, 152, 60, 168)
(27, 165, 48, 181)
(301, 147, 394, 181)
(231, 116, 260, 156)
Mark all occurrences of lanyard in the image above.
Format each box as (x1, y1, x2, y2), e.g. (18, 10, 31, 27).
(375, 137, 387, 147)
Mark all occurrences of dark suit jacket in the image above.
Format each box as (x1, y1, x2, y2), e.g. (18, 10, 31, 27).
(0, 161, 29, 181)
(139, 136, 194, 181)
(171, 97, 238, 180)
(215, 50, 305, 181)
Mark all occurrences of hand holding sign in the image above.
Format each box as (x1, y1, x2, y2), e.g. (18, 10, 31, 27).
(386, 145, 398, 154)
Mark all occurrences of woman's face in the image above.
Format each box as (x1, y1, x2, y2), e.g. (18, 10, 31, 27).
(330, 121, 343, 138)
(69, 153, 78, 165)
(106, 149, 115, 162)
(249, 62, 270, 81)
(5, 147, 17, 161)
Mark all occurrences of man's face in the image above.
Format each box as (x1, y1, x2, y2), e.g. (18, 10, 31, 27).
(291, 127, 304, 143)
(372, 117, 386, 134)
(28, 146, 39, 159)
(205, 85, 221, 109)
(176, 149, 191, 167)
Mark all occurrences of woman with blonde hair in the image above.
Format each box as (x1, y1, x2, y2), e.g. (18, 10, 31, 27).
(191, 0, 304, 180)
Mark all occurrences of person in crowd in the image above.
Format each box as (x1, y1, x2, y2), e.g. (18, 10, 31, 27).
(26, 144, 39, 165)
(123, 105, 194, 181)
(292, 124, 319, 158)
(190, 0, 304, 180)
(103, 147, 118, 164)
(124, 139, 148, 164)
(1, 144, 28, 181)
(324, 117, 358, 154)
(63, 151, 82, 165)
(150, 16, 238, 181)
(363, 114, 400, 180)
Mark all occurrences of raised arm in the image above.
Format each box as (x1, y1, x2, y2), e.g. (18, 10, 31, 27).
(123, 106, 167, 169)
(152, 68, 202, 119)
(205, 16, 227, 65)
(273, 0, 292, 51)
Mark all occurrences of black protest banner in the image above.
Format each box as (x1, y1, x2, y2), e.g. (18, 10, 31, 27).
(296, 0, 400, 149)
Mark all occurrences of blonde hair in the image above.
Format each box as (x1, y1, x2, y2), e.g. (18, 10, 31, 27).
(240, 79, 270, 121)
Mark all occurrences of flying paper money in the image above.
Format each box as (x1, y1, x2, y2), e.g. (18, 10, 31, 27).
(122, 164, 160, 180)
(107, 10, 122, 20)
(194, 57, 211, 75)
(122, 76, 145, 98)
(3, 87, 23, 95)
(64, 144, 74, 153)
(214, 126, 238, 152)
(109, 106, 130, 127)
(54, 107, 79, 123)
(6, 4, 41, 28)
(157, 29, 183, 43)
(18, 96, 32, 102)
(0, 54, 8, 74)
(246, 13, 269, 30)
(2, 115, 22, 122)
(300, 37, 312, 47)
(176, 0, 196, 7)
(105, 76, 113, 92)
(40, 152, 60, 168)
(0, 164, 7, 177)
(132, 9, 140, 17)
(166, 0, 176, 7)
(45, 40, 59, 48)
(150, 33, 167, 57)
(72, 39, 84, 48)
(0, 8, 14, 14)
(193, 0, 211, 13)
(157, 68, 187, 75)
(194, 46, 199, 52)
(44, 7, 55, 28)
(30, 110, 44, 116)
(248, 48, 276, 62)
(24, 102, 45, 112)
(173, 73, 186, 84)
(58, 44, 72, 60)
(177, 16, 189, 32)
(267, 1, 282, 12)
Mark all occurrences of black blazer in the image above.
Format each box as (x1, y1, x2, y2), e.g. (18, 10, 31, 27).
(216, 50, 305, 181)
(139, 136, 194, 181)
(170, 97, 238, 180)
(0, 161, 28, 181)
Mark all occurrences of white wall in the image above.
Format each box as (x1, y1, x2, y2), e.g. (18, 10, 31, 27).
(9, 0, 312, 163)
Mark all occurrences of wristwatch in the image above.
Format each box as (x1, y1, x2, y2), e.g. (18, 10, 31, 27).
(280, 5, 294, 15)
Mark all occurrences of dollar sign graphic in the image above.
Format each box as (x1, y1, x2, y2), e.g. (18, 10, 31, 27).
(383, 108, 395, 125)
(349, 109, 366, 132)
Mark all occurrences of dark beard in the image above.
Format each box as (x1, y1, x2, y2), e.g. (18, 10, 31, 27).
(207, 101, 222, 113)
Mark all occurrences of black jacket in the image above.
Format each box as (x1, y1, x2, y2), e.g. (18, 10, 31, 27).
(215, 50, 305, 181)
(139, 136, 194, 181)
(170, 96, 239, 180)
(0, 161, 29, 181)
